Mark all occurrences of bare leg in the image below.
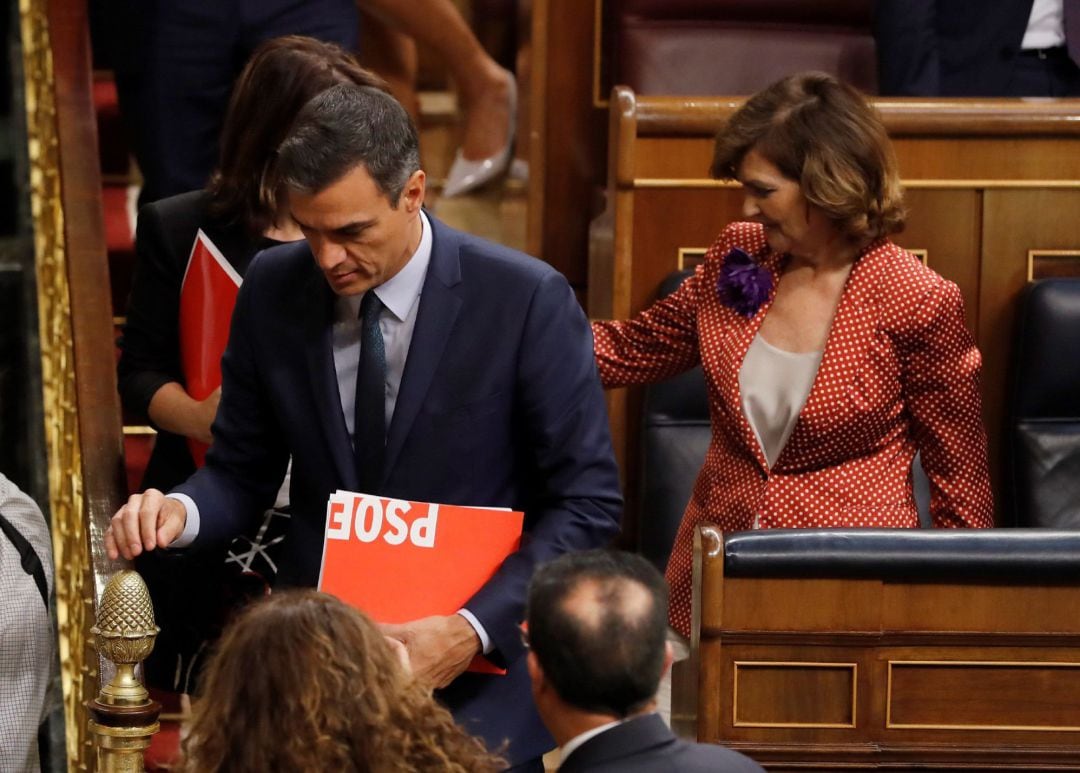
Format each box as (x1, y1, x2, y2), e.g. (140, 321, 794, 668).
(362, 0, 513, 162)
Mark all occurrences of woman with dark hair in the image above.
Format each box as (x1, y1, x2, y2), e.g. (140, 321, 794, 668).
(116, 36, 387, 695)
(179, 591, 505, 773)
(593, 72, 994, 642)
(118, 35, 387, 493)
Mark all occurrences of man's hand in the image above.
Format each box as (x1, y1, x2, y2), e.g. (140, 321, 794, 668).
(105, 489, 188, 561)
(381, 614, 481, 689)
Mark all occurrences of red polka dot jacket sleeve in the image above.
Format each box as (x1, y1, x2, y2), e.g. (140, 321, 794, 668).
(593, 223, 994, 637)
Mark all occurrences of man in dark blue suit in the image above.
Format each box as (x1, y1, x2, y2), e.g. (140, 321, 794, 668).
(106, 83, 622, 769)
(876, 0, 1080, 96)
(526, 550, 763, 772)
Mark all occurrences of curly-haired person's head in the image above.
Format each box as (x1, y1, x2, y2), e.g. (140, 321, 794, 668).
(178, 590, 504, 773)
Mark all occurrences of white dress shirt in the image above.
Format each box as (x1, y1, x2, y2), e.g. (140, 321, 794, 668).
(1022, 0, 1066, 49)
(331, 209, 431, 436)
(168, 211, 492, 652)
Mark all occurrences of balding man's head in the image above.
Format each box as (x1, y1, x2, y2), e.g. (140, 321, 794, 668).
(526, 550, 668, 717)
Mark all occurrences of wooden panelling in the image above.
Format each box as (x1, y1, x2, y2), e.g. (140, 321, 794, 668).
(733, 662, 856, 728)
(716, 578, 884, 634)
(694, 528, 1080, 768)
(1029, 250, 1080, 280)
(527, 0, 605, 289)
(678, 248, 708, 271)
(894, 189, 982, 330)
(893, 138, 1080, 180)
(629, 188, 742, 313)
(881, 582, 1080, 634)
(630, 144, 1080, 187)
(711, 644, 878, 750)
(634, 137, 718, 179)
(887, 661, 1080, 731)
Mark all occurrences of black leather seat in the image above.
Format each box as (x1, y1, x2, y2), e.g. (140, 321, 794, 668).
(638, 271, 707, 571)
(1008, 278, 1080, 528)
(724, 528, 1080, 580)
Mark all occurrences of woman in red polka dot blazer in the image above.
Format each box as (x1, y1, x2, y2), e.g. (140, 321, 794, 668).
(593, 72, 994, 638)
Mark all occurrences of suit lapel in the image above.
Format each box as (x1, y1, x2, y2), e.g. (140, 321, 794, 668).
(302, 268, 358, 489)
(383, 217, 462, 480)
(783, 239, 885, 457)
(711, 238, 888, 472)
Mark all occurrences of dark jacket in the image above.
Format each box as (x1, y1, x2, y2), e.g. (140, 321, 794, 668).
(118, 189, 271, 491)
(560, 713, 764, 772)
(876, 0, 1039, 95)
(174, 214, 624, 765)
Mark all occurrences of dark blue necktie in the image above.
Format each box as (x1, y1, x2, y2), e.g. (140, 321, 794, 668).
(354, 291, 386, 493)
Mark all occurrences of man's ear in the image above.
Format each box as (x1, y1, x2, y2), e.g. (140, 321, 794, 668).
(526, 650, 545, 691)
(660, 640, 675, 680)
(400, 169, 426, 213)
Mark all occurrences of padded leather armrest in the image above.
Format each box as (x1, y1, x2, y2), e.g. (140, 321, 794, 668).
(724, 529, 1080, 580)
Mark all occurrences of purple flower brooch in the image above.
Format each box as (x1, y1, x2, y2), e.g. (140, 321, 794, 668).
(717, 247, 772, 318)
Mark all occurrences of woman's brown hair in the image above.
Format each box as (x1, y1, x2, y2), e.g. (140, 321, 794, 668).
(178, 591, 505, 773)
(712, 71, 905, 243)
(207, 35, 388, 236)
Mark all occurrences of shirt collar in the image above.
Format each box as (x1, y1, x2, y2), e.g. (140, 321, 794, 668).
(559, 719, 624, 764)
(337, 209, 433, 322)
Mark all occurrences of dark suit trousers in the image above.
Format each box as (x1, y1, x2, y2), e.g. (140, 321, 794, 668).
(1003, 49, 1080, 96)
(103, 0, 358, 205)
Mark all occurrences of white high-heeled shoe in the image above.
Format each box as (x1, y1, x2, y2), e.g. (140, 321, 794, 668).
(442, 74, 517, 198)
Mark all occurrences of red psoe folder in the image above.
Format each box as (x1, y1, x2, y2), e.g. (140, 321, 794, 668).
(318, 490, 524, 674)
(178, 230, 241, 466)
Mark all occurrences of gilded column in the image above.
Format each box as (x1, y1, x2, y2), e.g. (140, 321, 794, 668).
(19, 0, 98, 766)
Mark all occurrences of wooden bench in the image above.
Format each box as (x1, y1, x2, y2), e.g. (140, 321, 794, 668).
(691, 527, 1080, 770)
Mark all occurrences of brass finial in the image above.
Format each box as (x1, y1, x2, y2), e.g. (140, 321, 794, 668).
(88, 571, 161, 771)
(91, 570, 160, 705)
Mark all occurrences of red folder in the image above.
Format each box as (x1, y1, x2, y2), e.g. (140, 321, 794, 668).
(318, 490, 524, 674)
(178, 230, 241, 466)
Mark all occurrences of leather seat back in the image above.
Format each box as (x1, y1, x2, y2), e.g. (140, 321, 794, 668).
(1009, 278, 1080, 528)
(638, 270, 708, 570)
(611, 0, 878, 96)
